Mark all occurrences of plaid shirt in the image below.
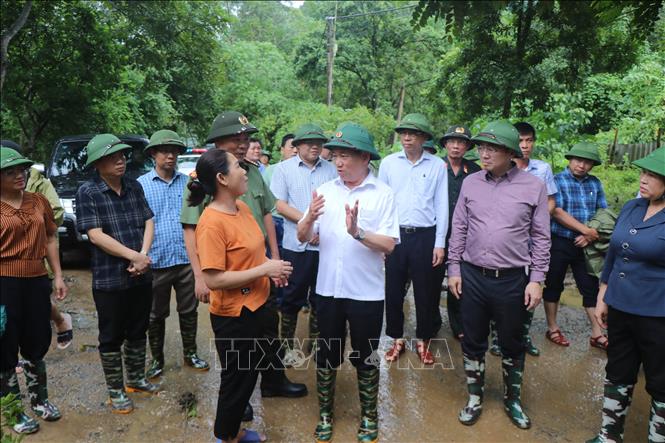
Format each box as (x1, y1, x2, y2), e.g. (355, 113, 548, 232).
(551, 167, 607, 239)
(137, 169, 189, 269)
(76, 174, 154, 290)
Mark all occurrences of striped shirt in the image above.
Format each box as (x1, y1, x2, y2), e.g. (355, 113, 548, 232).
(76, 174, 154, 290)
(1, 192, 56, 277)
(137, 169, 189, 269)
(270, 155, 337, 252)
(552, 167, 607, 239)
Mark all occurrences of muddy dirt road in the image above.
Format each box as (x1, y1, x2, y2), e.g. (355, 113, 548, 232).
(20, 266, 650, 442)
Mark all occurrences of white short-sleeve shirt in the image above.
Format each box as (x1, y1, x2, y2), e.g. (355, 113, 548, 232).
(305, 172, 400, 301)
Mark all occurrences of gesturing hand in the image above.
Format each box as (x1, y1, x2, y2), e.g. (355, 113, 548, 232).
(345, 199, 359, 237)
(308, 191, 325, 223)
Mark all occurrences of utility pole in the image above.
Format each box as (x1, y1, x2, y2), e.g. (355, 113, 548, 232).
(388, 81, 406, 147)
(326, 2, 338, 108)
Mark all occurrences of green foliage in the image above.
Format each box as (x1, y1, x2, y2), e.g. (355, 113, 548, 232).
(592, 164, 641, 212)
(1, 393, 24, 443)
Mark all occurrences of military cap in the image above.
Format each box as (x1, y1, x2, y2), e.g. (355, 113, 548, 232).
(324, 122, 380, 160)
(145, 129, 187, 153)
(394, 113, 434, 140)
(84, 134, 132, 167)
(206, 111, 258, 144)
(565, 142, 602, 166)
(471, 121, 522, 158)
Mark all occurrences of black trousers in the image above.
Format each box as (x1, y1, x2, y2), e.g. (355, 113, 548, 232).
(280, 249, 319, 315)
(460, 262, 528, 360)
(315, 295, 384, 371)
(0, 276, 52, 372)
(446, 286, 463, 338)
(92, 283, 153, 353)
(606, 306, 665, 400)
(543, 234, 599, 307)
(257, 284, 286, 385)
(385, 226, 444, 340)
(211, 305, 270, 440)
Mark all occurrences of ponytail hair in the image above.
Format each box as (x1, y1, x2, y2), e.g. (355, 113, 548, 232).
(187, 149, 231, 207)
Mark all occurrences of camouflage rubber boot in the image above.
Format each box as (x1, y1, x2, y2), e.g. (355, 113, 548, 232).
(357, 368, 380, 443)
(179, 312, 209, 371)
(586, 379, 634, 443)
(489, 321, 501, 356)
(146, 319, 165, 379)
(123, 339, 160, 394)
(23, 359, 61, 421)
(649, 399, 665, 443)
(458, 355, 485, 425)
(523, 310, 540, 357)
(306, 308, 319, 356)
(1, 369, 39, 434)
(314, 368, 337, 443)
(280, 311, 299, 366)
(99, 351, 133, 414)
(502, 357, 531, 429)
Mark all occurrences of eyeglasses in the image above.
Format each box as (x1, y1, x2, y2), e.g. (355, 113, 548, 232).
(476, 144, 503, 154)
(155, 146, 181, 155)
(1, 166, 29, 177)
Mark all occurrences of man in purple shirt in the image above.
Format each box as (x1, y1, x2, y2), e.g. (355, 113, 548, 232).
(448, 121, 551, 430)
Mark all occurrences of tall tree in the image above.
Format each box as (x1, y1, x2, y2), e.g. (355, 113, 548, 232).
(0, 0, 31, 93)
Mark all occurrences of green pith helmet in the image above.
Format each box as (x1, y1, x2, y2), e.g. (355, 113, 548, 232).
(324, 122, 380, 160)
(145, 129, 187, 153)
(440, 125, 473, 147)
(632, 146, 665, 177)
(470, 120, 522, 158)
(84, 134, 132, 167)
(423, 139, 438, 152)
(0, 146, 34, 170)
(206, 111, 258, 144)
(565, 142, 602, 166)
(292, 123, 328, 146)
(394, 113, 434, 140)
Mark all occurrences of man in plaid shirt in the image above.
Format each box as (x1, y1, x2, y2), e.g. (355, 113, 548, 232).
(544, 142, 609, 350)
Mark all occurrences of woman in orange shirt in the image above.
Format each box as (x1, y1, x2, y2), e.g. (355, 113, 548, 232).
(0, 147, 67, 435)
(189, 149, 292, 443)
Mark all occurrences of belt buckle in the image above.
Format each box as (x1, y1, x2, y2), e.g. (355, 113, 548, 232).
(495, 269, 499, 278)
(404, 227, 416, 234)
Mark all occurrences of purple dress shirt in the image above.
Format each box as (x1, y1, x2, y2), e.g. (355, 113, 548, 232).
(447, 166, 551, 282)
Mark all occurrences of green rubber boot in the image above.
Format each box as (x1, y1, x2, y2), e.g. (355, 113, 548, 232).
(123, 339, 160, 394)
(649, 399, 665, 443)
(502, 357, 531, 429)
(280, 311, 299, 366)
(586, 379, 634, 443)
(314, 368, 336, 443)
(489, 321, 501, 356)
(357, 368, 379, 443)
(523, 310, 540, 357)
(99, 351, 133, 414)
(179, 311, 209, 371)
(23, 359, 61, 421)
(146, 319, 165, 379)
(458, 355, 485, 425)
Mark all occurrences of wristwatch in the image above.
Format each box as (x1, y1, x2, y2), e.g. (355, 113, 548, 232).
(353, 228, 366, 241)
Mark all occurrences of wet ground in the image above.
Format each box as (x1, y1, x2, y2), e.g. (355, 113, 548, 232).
(21, 262, 651, 443)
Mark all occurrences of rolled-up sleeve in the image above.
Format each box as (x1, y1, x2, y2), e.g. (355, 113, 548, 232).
(528, 183, 551, 282)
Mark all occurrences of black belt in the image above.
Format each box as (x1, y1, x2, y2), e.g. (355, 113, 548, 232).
(465, 262, 525, 279)
(400, 225, 435, 234)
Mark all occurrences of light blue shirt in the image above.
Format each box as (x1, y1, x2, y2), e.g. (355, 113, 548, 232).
(523, 158, 557, 196)
(270, 155, 338, 252)
(378, 150, 449, 248)
(137, 169, 190, 269)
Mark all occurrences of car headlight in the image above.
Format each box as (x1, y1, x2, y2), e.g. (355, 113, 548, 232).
(60, 198, 75, 215)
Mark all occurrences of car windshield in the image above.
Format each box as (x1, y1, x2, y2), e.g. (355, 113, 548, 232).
(49, 140, 151, 180)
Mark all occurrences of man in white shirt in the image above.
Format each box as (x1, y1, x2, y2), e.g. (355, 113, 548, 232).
(378, 113, 448, 365)
(297, 122, 399, 443)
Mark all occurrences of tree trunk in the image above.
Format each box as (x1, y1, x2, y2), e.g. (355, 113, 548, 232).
(0, 0, 32, 94)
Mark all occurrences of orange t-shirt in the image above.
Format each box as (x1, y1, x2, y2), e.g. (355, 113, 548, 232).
(1, 192, 56, 277)
(196, 200, 269, 317)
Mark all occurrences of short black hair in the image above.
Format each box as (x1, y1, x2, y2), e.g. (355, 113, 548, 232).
(514, 122, 536, 140)
(281, 133, 295, 147)
(249, 137, 262, 146)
